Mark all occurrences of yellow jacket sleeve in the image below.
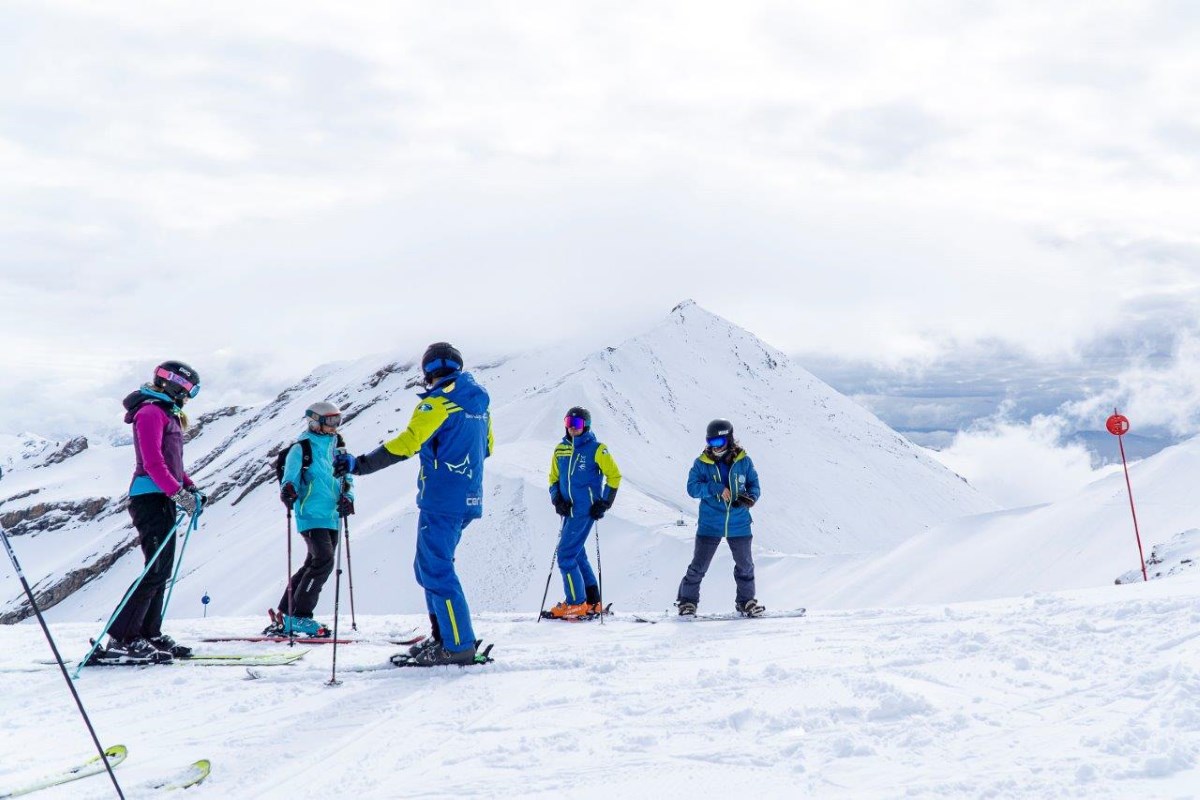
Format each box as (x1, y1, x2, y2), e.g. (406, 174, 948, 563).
(487, 414, 495, 458)
(596, 444, 622, 489)
(383, 397, 451, 459)
(548, 450, 560, 486)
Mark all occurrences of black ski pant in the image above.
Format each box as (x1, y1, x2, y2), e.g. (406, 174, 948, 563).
(109, 494, 179, 643)
(278, 529, 338, 618)
(677, 534, 756, 607)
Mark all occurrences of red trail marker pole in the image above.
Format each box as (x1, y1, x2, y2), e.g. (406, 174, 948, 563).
(1106, 410, 1148, 582)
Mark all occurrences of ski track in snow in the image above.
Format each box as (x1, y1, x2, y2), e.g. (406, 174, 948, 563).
(2, 578, 1198, 799)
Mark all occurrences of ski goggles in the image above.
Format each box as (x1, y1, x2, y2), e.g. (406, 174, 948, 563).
(706, 436, 728, 449)
(307, 411, 342, 429)
(564, 414, 588, 432)
(155, 367, 200, 398)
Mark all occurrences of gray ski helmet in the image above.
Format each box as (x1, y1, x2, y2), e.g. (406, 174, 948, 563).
(421, 342, 463, 383)
(705, 418, 733, 449)
(306, 400, 342, 432)
(153, 360, 200, 403)
(564, 406, 592, 433)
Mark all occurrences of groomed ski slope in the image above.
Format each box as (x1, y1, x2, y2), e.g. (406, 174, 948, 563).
(2, 575, 1197, 799)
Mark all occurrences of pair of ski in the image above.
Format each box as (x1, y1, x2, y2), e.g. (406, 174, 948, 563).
(200, 633, 428, 646)
(0, 744, 208, 798)
(632, 608, 807, 624)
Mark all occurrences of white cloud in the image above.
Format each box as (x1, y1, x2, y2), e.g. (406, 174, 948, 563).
(932, 410, 1111, 508)
(2, 2, 1200, 436)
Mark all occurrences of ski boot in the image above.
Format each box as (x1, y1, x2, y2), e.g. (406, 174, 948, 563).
(89, 637, 173, 666)
(543, 601, 593, 620)
(280, 615, 330, 637)
(407, 643, 479, 667)
(735, 598, 765, 618)
(676, 600, 697, 617)
(148, 634, 193, 659)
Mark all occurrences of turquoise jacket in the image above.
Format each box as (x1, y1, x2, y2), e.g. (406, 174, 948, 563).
(283, 430, 354, 533)
(686, 448, 760, 538)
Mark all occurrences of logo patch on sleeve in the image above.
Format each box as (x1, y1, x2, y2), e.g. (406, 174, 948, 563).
(419, 403, 434, 412)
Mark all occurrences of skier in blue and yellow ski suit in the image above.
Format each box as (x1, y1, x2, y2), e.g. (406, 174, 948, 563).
(335, 342, 493, 666)
(546, 406, 621, 618)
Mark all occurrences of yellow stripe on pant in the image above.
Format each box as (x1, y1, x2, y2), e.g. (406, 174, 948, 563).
(445, 598, 461, 647)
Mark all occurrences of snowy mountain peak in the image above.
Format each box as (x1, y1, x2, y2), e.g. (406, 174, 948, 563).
(4, 306, 993, 622)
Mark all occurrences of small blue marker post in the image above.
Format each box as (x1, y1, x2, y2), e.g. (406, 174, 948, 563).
(202, 591, 210, 618)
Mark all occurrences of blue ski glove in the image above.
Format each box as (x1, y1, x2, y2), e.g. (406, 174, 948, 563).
(333, 452, 357, 478)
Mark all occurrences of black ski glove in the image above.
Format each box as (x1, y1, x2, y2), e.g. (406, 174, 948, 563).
(338, 495, 355, 517)
(553, 496, 573, 517)
(187, 485, 207, 506)
(733, 493, 756, 508)
(280, 482, 298, 509)
(589, 488, 618, 520)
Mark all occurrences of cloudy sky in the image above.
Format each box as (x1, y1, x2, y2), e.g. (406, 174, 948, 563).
(3, 2, 1199, 501)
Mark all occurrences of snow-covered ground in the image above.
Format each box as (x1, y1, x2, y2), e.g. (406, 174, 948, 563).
(2, 572, 1197, 799)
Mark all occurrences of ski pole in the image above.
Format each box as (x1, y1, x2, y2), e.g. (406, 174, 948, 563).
(537, 517, 568, 623)
(327, 520, 345, 686)
(341, 479, 357, 631)
(595, 520, 604, 626)
(1107, 410, 1148, 581)
(2, 528, 127, 799)
(286, 508, 296, 647)
(74, 511, 186, 679)
(161, 499, 203, 619)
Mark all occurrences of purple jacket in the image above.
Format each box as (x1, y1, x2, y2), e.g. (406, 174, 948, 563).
(125, 391, 192, 496)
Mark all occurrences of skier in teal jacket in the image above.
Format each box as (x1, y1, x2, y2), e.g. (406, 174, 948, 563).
(273, 401, 355, 637)
(677, 419, 764, 618)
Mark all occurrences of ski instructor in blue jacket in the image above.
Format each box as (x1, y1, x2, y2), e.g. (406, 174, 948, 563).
(334, 342, 494, 667)
(676, 418, 764, 618)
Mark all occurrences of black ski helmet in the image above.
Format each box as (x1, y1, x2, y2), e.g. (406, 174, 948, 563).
(153, 360, 200, 403)
(705, 418, 733, 448)
(564, 406, 592, 433)
(421, 342, 463, 383)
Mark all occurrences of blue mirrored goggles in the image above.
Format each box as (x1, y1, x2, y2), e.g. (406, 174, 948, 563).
(706, 436, 728, 449)
(156, 367, 200, 398)
(564, 415, 588, 432)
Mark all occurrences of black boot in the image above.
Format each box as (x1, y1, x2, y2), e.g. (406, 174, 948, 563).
(148, 634, 193, 659)
(407, 643, 478, 667)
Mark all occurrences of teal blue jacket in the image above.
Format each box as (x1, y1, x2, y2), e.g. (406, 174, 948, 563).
(283, 431, 354, 532)
(686, 448, 760, 538)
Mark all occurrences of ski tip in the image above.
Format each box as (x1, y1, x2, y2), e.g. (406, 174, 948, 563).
(105, 744, 128, 764)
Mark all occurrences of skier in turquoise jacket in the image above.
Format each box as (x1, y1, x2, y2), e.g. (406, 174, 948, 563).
(273, 401, 355, 637)
(677, 419, 764, 617)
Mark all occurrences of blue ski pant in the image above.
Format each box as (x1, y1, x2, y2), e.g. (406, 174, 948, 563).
(677, 535, 756, 607)
(413, 510, 475, 653)
(557, 514, 598, 604)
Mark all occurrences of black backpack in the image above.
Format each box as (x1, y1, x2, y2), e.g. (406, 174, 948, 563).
(274, 434, 346, 485)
